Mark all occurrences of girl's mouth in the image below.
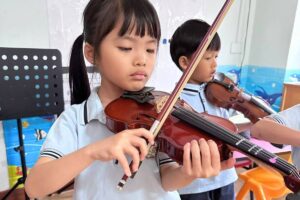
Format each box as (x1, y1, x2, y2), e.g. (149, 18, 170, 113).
(130, 72, 147, 80)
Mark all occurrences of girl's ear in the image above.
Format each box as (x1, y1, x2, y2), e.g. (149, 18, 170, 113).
(178, 56, 189, 71)
(84, 43, 94, 64)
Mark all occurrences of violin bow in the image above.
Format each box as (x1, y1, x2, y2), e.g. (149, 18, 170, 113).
(117, 0, 235, 190)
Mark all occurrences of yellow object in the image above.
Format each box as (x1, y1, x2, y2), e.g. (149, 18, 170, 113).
(236, 155, 292, 200)
(7, 165, 30, 189)
(22, 120, 29, 128)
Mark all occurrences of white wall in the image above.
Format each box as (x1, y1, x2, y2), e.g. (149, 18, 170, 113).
(287, 0, 300, 70)
(0, 0, 49, 48)
(246, 0, 298, 68)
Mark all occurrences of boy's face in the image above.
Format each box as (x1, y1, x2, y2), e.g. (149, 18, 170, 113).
(185, 50, 219, 84)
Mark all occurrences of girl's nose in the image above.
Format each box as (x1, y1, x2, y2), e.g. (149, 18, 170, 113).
(135, 60, 146, 67)
(134, 52, 146, 67)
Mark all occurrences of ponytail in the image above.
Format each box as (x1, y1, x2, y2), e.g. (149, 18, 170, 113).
(69, 34, 91, 105)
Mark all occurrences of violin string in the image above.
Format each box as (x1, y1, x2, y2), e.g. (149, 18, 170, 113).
(174, 106, 300, 178)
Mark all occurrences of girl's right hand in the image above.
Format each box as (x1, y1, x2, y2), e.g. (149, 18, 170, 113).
(86, 128, 154, 176)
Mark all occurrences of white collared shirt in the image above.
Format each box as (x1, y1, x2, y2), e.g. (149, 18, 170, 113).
(40, 87, 180, 200)
(178, 83, 238, 194)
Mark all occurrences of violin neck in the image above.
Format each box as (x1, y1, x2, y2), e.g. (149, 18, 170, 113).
(240, 91, 276, 115)
(172, 106, 300, 185)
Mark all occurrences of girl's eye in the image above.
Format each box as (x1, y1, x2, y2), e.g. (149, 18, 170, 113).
(146, 49, 155, 54)
(118, 47, 132, 51)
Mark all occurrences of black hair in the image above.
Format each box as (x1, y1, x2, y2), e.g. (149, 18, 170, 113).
(170, 19, 221, 71)
(69, 0, 161, 105)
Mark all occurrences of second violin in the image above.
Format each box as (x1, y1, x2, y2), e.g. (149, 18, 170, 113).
(205, 72, 276, 123)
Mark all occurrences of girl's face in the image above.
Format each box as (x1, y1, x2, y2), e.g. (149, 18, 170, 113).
(188, 50, 219, 84)
(94, 20, 158, 94)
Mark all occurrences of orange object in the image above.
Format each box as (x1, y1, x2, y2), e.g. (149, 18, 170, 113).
(236, 157, 292, 200)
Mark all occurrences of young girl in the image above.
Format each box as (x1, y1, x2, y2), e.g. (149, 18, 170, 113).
(25, 1, 234, 199)
(251, 104, 300, 169)
(170, 19, 237, 200)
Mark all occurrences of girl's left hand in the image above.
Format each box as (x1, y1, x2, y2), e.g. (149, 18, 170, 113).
(180, 138, 223, 178)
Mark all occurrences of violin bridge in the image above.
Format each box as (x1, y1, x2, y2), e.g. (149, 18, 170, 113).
(154, 95, 169, 113)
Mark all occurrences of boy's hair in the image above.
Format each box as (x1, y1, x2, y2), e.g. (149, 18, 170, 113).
(170, 19, 221, 71)
(69, 0, 161, 105)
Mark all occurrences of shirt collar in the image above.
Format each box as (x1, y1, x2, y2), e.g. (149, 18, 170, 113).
(80, 87, 106, 125)
(182, 83, 207, 95)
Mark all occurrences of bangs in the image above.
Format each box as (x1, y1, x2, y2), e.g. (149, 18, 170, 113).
(207, 35, 221, 51)
(118, 0, 161, 40)
(84, 0, 161, 56)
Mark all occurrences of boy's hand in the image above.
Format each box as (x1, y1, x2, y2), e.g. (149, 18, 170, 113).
(180, 139, 222, 178)
(87, 128, 154, 177)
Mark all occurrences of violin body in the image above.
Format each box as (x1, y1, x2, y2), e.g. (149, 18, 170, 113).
(105, 90, 236, 164)
(205, 73, 275, 123)
(158, 111, 236, 164)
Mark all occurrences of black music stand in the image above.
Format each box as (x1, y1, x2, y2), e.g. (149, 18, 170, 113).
(0, 47, 64, 200)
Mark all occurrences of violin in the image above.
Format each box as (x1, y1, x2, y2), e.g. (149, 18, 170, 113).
(105, 88, 300, 193)
(105, 89, 235, 164)
(205, 72, 276, 123)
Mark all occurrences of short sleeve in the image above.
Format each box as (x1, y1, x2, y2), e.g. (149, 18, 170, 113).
(40, 106, 79, 159)
(267, 104, 300, 130)
(157, 152, 176, 167)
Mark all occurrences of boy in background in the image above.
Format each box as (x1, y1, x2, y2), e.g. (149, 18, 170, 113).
(170, 19, 237, 200)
